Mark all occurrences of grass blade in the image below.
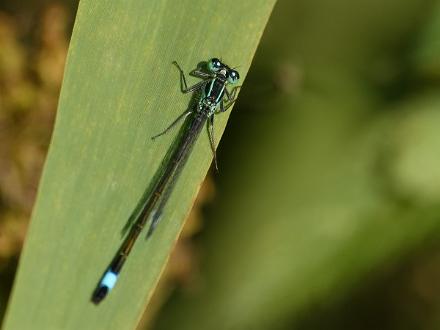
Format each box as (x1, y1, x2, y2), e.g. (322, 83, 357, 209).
(3, 1, 276, 329)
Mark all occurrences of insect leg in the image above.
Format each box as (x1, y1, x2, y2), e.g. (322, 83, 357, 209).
(207, 115, 218, 171)
(218, 86, 241, 113)
(173, 61, 206, 93)
(151, 110, 192, 140)
(190, 69, 215, 79)
(225, 85, 241, 102)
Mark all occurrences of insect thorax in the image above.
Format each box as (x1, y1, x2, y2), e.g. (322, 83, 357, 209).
(199, 98, 218, 117)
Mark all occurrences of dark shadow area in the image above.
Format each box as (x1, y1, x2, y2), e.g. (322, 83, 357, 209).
(291, 239, 440, 330)
(0, 258, 18, 321)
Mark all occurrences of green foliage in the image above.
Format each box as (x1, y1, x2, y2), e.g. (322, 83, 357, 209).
(2, 1, 276, 329)
(152, 0, 440, 329)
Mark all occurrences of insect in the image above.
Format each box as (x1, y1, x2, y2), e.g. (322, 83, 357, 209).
(92, 58, 240, 304)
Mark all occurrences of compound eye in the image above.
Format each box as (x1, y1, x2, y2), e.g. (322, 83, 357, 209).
(227, 70, 240, 84)
(208, 58, 222, 72)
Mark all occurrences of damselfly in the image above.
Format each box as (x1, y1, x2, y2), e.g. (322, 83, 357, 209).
(92, 58, 240, 304)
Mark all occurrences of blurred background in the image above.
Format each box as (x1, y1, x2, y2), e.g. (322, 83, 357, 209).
(1, 0, 440, 329)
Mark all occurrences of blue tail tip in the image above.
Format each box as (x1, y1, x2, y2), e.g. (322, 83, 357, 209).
(92, 270, 118, 304)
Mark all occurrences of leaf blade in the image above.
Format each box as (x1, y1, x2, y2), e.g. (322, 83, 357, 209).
(3, 1, 277, 329)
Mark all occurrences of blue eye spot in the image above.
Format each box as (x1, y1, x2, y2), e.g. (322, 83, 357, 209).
(208, 58, 222, 72)
(227, 70, 240, 83)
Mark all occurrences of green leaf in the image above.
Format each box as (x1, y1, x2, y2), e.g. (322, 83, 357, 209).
(2, 1, 276, 329)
